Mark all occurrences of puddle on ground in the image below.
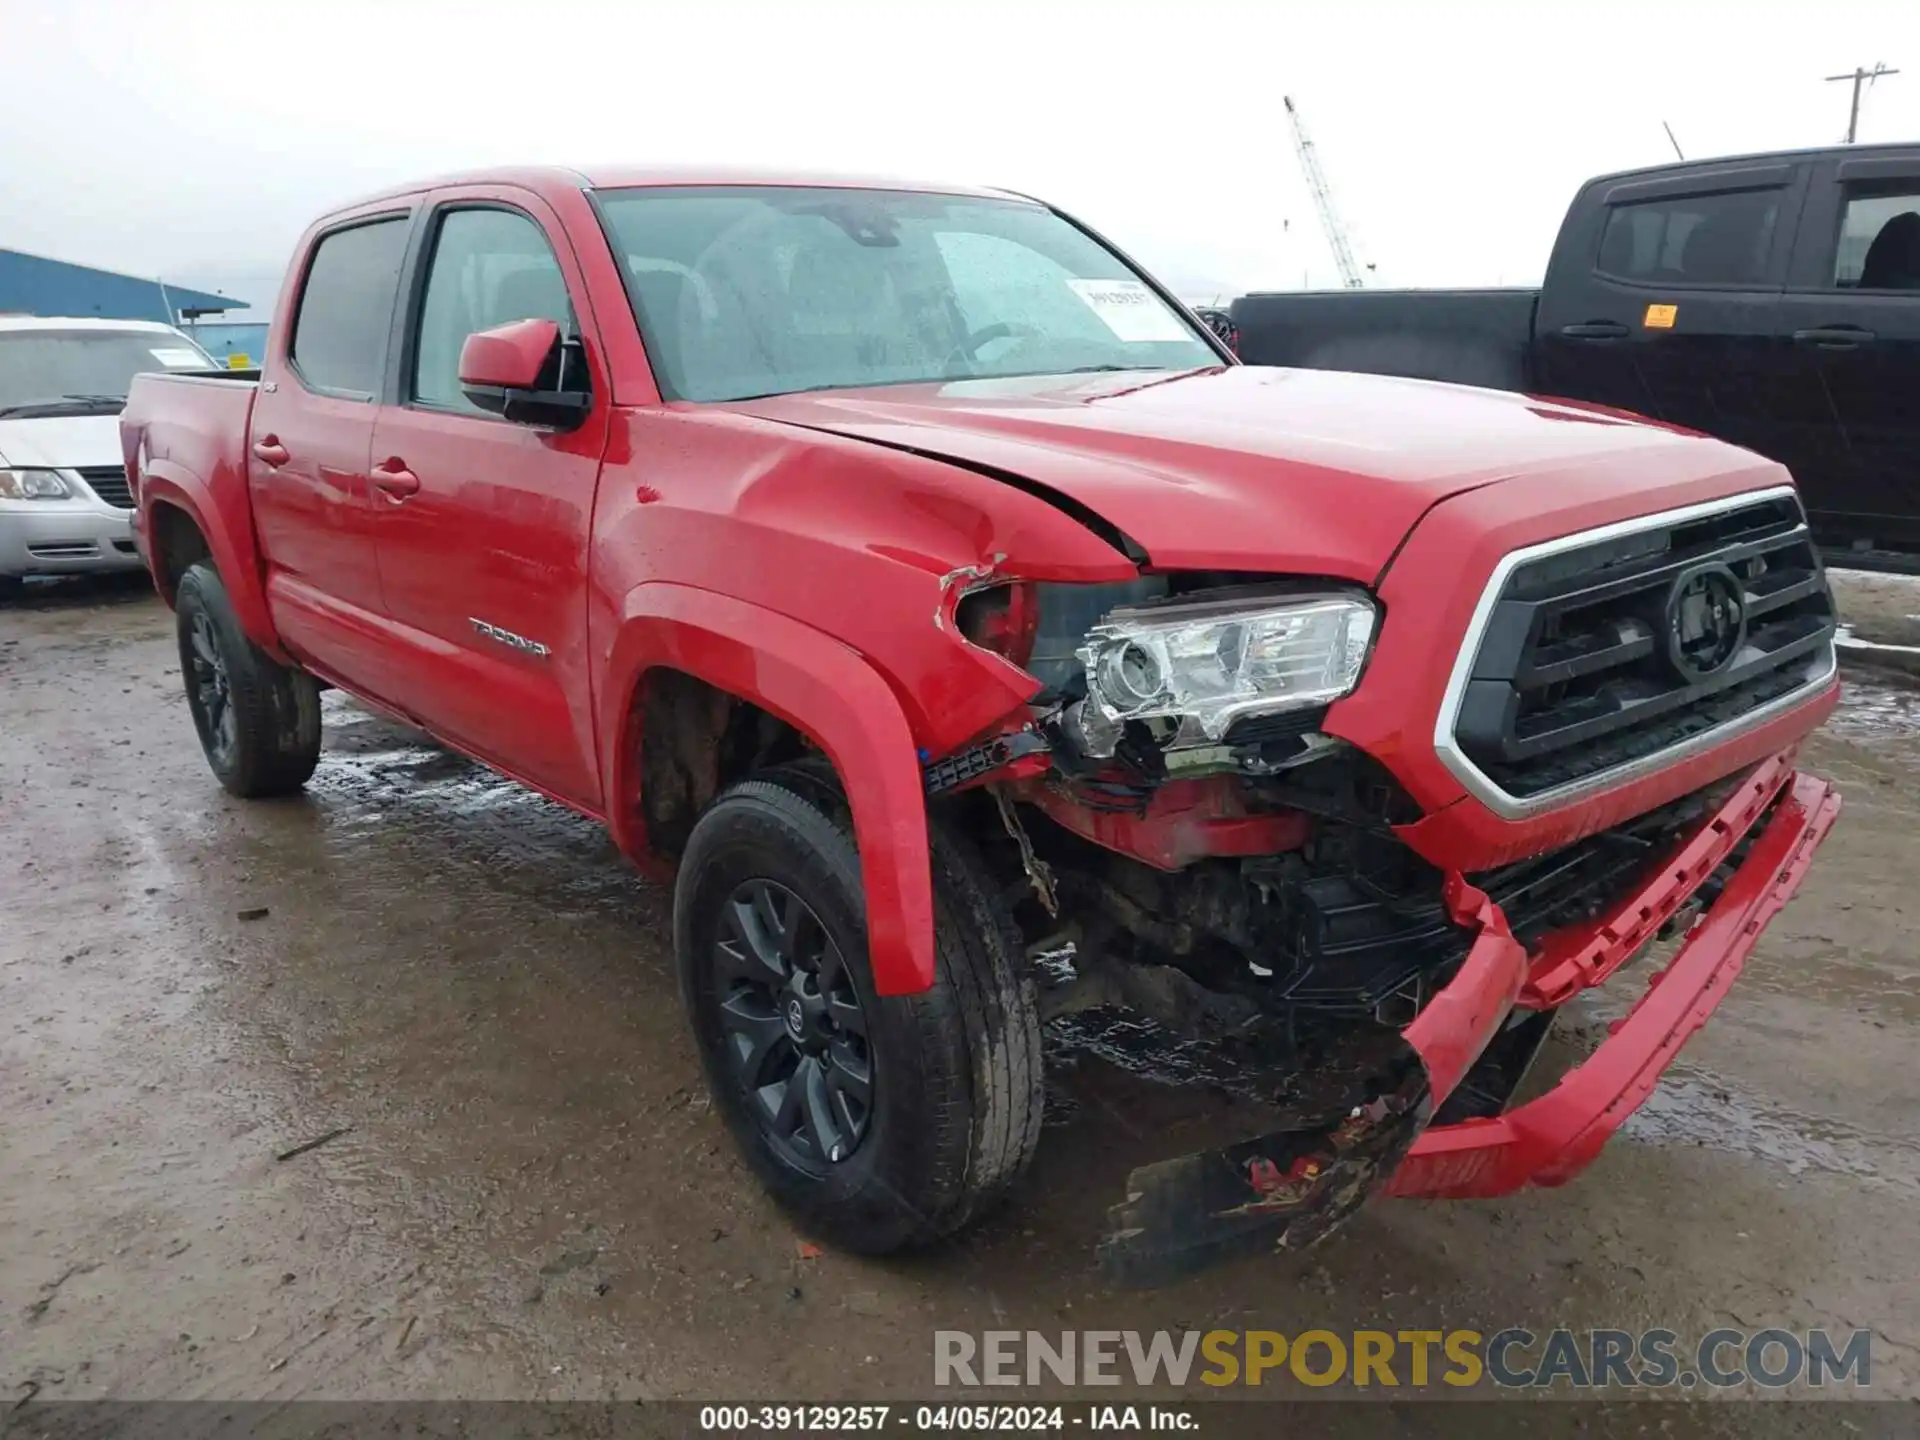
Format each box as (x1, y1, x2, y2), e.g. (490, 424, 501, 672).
(1825, 678, 1920, 747)
(1621, 1067, 1920, 1198)
(301, 693, 634, 910)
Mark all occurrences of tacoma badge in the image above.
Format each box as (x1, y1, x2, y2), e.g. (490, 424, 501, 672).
(468, 618, 551, 658)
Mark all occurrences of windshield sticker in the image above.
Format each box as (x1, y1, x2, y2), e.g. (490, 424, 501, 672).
(1065, 279, 1193, 343)
(150, 347, 206, 368)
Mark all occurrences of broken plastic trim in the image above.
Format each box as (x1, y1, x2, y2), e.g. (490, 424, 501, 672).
(1100, 1052, 1431, 1288)
(922, 729, 1051, 796)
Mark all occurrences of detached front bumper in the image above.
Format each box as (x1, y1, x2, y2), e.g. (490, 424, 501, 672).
(1101, 752, 1838, 1285)
(1390, 759, 1840, 1198)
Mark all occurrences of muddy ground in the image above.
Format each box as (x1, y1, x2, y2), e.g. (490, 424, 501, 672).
(2, 572, 1918, 1430)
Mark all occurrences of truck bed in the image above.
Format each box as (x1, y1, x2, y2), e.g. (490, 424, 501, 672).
(120, 369, 260, 601)
(120, 370, 258, 493)
(1230, 288, 1540, 392)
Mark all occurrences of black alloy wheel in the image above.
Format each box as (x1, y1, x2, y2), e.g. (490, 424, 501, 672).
(673, 765, 1045, 1254)
(172, 562, 322, 797)
(714, 878, 873, 1171)
(185, 606, 237, 767)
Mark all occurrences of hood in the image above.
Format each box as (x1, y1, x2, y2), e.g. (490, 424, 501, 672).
(0, 413, 125, 471)
(727, 367, 1747, 578)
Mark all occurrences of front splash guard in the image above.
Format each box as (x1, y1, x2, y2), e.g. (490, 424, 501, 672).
(1099, 875, 1528, 1287)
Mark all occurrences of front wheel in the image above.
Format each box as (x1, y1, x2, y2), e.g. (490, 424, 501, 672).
(674, 766, 1043, 1253)
(175, 563, 322, 797)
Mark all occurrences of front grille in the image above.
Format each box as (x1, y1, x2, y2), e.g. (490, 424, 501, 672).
(75, 466, 133, 509)
(1450, 492, 1835, 801)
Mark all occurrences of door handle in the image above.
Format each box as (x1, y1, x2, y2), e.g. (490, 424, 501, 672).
(1560, 321, 1630, 340)
(1793, 326, 1877, 349)
(251, 437, 289, 467)
(372, 461, 420, 501)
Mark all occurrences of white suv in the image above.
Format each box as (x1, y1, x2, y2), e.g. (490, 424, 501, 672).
(0, 316, 215, 595)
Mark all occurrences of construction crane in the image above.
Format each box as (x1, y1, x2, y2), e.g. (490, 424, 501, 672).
(1283, 95, 1370, 289)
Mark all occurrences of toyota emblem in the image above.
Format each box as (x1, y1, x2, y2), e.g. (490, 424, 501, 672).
(1665, 562, 1747, 681)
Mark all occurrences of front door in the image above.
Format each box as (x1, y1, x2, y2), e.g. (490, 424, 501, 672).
(249, 211, 412, 683)
(366, 192, 609, 809)
(1779, 154, 1920, 556)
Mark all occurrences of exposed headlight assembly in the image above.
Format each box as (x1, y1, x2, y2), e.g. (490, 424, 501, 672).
(1071, 593, 1377, 757)
(0, 468, 74, 500)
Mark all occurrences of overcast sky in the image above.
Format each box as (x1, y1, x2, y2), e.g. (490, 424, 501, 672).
(5, 0, 1917, 315)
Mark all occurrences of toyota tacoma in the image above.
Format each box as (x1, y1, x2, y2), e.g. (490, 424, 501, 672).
(119, 167, 1842, 1283)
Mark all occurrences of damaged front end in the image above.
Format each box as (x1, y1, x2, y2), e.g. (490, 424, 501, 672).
(929, 574, 1514, 1283)
(929, 572, 1832, 1287)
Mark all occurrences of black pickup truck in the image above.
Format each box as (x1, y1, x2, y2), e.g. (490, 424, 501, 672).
(1231, 143, 1920, 571)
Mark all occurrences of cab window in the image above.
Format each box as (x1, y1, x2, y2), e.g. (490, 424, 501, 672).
(1596, 188, 1782, 287)
(411, 207, 574, 414)
(1832, 185, 1920, 290)
(289, 217, 410, 398)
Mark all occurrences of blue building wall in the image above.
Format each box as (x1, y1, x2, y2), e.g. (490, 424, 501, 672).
(0, 248, 240, 325)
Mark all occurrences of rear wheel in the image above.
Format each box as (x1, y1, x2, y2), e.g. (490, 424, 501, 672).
(175, 563, 322, 797)
(674, 765, 1043, 1253)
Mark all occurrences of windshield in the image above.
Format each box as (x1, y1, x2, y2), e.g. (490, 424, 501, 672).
(0, 329, 213, 416)
(595, 186, 1220, 402)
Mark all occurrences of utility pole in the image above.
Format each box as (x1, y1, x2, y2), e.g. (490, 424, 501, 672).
(1825, 63, 1900, 143)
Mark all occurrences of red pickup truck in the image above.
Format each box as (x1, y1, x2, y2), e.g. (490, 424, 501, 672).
(121, 166, 1842, 1284)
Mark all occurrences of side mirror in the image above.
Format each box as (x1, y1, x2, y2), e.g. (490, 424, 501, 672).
(457, 318, 591, 429)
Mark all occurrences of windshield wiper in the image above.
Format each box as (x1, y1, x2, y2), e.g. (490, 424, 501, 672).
(0, 395, 126, 419)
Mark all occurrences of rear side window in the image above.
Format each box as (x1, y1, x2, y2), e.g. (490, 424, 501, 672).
(1596, 188, 1781, 287)
(1833, 185, 1920, 289)
(289, 217, 410, 397)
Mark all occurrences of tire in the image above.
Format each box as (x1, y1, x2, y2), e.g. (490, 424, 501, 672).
(0, 575, 24, 601)
(674, 764, 1044, 1254)
(175, 562, 322, 797)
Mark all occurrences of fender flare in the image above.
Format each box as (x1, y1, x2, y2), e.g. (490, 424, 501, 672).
(603, 582, 935, 995)
(138, 466, 284, 658)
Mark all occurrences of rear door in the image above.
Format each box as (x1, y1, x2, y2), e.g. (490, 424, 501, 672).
(1535, 163, 1801, 462)
(365, 188, 609, 808)
(249, 209, 412, 681)
(1778, 151, 1920, 557)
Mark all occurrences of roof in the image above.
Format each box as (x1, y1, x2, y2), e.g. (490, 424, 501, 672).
(337, 163, 1023, 212)
(1588, 140, 1918, 188)
(580, 163, 1016, 198)
(0, 247, 242, 325)
(0, 315, 188, 334)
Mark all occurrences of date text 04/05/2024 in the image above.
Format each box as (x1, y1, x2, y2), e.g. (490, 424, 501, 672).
(697, 1405, 1196, 1431)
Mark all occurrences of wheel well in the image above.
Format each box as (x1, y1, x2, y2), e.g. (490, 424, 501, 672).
(150, 501, 211, 605)
(632, 668, 814, 857)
